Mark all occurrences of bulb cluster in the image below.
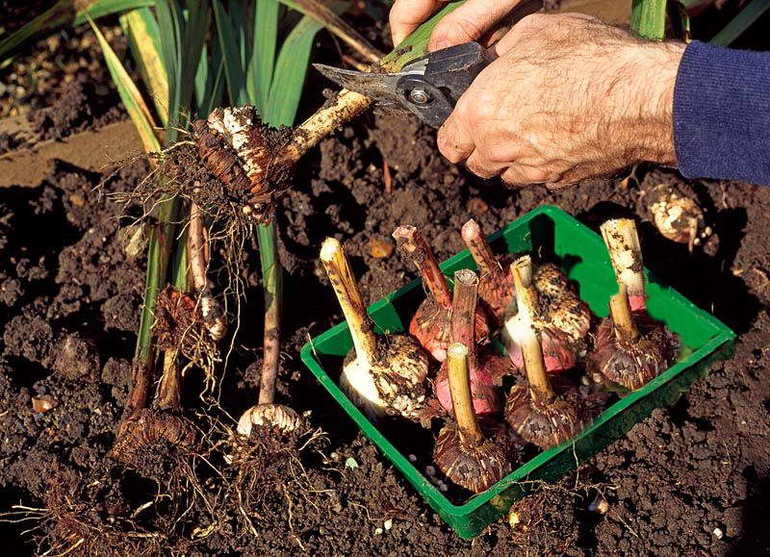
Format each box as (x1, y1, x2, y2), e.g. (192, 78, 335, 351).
(320, 218, 677, 494)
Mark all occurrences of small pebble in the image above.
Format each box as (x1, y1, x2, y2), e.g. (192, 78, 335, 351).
(425, 465, 436, 476)
(713, 528, 723, 539)
(68, 193, 85, 207)
(374, 528, 383, 535)
(384, 519, 393, 531)
(32, 395, 56, 413)
(345, 457, 359, 469)
(508, 511, 521, 528)
(588, 494, 609, 514)
(369, 237, 394, 259)
(408, 454, 417, 462)
(438, 481, 448, 492)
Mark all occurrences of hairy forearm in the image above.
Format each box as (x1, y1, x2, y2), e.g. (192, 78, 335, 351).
(621, 41, 685, 167)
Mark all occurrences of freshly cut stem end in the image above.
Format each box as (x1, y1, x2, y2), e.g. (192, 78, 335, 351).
(393, 225, 452, 307)
(278, 90, 372, 166)
(511, 256, 538, 319)
(609, 284, 639, 342)
(461, 219, 501, 277)
(320, 238, 378, 364)
(600, 218, 645, 300)
(510, 258, 554, 404)
(447, 343, 483, 446)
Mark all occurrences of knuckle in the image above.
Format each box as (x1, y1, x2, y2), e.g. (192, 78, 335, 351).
(464, 92, 497, 122)
(476, 143, 507, 164)
(436, 131, 462, 163)
(516, 13, 547, 32)
(527, 168, 551, 183)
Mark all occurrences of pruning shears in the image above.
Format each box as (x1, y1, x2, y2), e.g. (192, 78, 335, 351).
(314, 42, 497, 128)
(313, 0, 544, 128)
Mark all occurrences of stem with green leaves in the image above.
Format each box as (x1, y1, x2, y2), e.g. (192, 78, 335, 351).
(631, 0, 668, 40)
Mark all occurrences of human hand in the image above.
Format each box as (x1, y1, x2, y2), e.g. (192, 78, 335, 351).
(389, 0, 527, 50)
(436, 13, 685, 188)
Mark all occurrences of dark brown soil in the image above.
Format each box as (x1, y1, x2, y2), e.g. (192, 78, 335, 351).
(2, 18, 770, 557)
(0, 10, 127, 153)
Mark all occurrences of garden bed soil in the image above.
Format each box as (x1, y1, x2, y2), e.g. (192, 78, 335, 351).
(2, 17, 770, 557)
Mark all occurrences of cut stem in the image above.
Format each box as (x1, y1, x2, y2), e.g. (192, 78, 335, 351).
(187, 202, 226, 341)
(511, 258, 554, 404)
(447, 343, 483, 446)
(600, 218, 645, 302)
(275, 2, 464, 168)
(392, 225, 452, 308)
(461, 219, 502, 277)
(511, 256, 539, 320)
(277, 90, 372, 167)
(451, 269, 480, 366)
(320, 237, 378, 365)
(609, 284, 639, 342)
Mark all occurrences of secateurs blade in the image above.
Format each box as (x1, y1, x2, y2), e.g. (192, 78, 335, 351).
(314, 41, 497, 128)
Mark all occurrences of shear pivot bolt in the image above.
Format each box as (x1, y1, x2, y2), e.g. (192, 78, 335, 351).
(409, 89, 430, 105)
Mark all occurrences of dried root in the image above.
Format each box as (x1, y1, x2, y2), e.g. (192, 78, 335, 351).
(154, 286, 220, 376)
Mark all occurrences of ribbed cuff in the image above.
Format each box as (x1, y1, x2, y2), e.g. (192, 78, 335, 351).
(673, 41, 770, 185)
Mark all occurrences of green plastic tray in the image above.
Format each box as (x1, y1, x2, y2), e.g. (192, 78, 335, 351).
(300, 205, 735, 539)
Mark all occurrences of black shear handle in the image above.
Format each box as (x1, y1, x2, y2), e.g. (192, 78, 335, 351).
(395, 0, 543, 128)
(396, 42, 497, 128)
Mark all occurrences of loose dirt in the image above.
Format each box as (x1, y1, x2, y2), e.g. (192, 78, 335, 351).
(2, 17, 770, 557)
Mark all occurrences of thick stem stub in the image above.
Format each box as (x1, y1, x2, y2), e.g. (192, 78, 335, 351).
(510, 258, 554, 404)
(461, 219, 515, 322)
(393, 225, 452, 307)
(320, 237, 378, 364)
(278, 90, 372, 168)
(461, 219, 502, 277)
(600, 219, 646, 309)
(435, 343, 514, 493)
(608, 284, 639, 342)
(446, 343, 483, 446)
(450, 270, 480, 357)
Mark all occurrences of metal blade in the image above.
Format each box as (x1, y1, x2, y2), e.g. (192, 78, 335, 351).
(313, 64, 403, 103)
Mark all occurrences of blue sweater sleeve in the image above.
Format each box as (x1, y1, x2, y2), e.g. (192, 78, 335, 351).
(674, 41, 770, 185)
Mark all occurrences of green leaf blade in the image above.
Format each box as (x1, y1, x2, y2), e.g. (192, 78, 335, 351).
(89, 18, 161, 152)
(710, 0, 770, 46)
(264, 15, 323, 126)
